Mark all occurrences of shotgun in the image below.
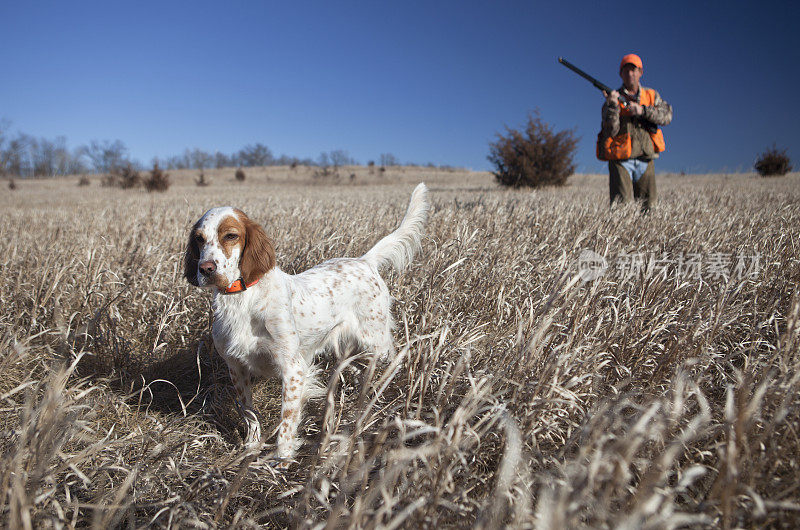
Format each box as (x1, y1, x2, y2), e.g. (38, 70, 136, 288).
(558, 57, 660, 133)
(558, 57, 629, 108)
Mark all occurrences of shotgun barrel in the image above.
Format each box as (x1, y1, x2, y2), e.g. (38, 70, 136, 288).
(558, 57, 613, 94)
(558, 56, 635, 111)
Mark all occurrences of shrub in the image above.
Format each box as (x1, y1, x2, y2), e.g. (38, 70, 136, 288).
(235, 168, 246, 182)
(102, 163, 141, 189)
(118, 164, 141, 189)
(144, 163, 170, 192)
(488, 111, 578, 188)
(78, 175, 90, 186)
(195, 172, 210, 187)
(8, 178, 16, 191)
(755, 146, 793, 177)
(312, 166, 338, 180)
(100, 164, 141, 189)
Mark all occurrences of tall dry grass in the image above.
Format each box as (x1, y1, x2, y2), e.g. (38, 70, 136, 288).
(1, 169, 799, 528)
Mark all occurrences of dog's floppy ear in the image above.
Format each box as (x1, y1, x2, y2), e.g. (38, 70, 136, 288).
(184, 223, 201, 286)
(238, 211, 275, 285)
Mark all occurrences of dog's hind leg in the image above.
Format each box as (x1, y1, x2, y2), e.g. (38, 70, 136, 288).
(276, 358, 308, 460)
(356, 313, 396, 362)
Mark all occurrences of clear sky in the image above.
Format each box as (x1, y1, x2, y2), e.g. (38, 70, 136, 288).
(2, 1, 798, 174)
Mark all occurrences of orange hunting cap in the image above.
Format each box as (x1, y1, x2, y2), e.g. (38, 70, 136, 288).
(619, 53, 643, 71)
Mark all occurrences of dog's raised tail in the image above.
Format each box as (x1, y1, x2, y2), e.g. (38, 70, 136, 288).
(363, 183, 429, 273)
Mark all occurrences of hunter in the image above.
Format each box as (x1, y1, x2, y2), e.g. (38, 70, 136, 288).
(600, 53, 673, 211)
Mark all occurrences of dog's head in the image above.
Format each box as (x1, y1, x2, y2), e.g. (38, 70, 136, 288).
(184, 207, 275, 290)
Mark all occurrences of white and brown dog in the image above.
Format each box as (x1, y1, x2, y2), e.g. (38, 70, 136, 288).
(184, 184, 429, 460)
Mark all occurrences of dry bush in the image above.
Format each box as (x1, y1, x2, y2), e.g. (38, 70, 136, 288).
(312, 166, 339, 180)
(144, 163, 170, 192)
(118, 164, 141, 189)
(489, 110, 577, 188)
(196, 172, 210, 187)
(1, 174, 800, 527)
(235, 167, 246, 182)
(77, 175, 90, 186)
(102, 163, 141, 189)
(8, 178, 16, 190)
(755, 145, 793, 177)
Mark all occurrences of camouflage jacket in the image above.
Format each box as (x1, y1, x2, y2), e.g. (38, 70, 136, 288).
(601, 85, 672, 160)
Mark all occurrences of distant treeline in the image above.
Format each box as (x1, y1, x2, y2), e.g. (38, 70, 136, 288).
(0, 121, 452, 178)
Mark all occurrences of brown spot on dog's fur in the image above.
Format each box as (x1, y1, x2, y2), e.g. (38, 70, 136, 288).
(183, 220, 202, 286)
(235, 209, 276, 285)
(217, 216, 245, 259)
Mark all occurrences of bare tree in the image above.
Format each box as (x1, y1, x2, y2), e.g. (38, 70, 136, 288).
(0, 119, 10, 176)
(81, 140, 129, 174)
(329, 149, 355, 168)
(165, 155, 187, 170)
(54, 137, 86, 175)
(0, 121, 85, 177)
(189, 148, 214, 170)
(5, 133, 33, 177)
(238, 143, 274, 167)
(214, 151, 231, 169)
(180, 149, 193, 169)
(314, 152, 338, 179)
(276, 154, 300, 167)
(32, 137, 56, 176)
(379, 153, 399, 167)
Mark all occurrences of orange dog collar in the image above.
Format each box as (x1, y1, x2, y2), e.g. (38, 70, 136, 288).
(225, 277, 258, 294)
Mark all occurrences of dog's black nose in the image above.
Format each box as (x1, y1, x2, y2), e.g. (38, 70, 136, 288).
(199, 261, 216, 277)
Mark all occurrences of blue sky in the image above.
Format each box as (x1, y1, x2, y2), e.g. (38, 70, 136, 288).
(2, 1, 798, 173)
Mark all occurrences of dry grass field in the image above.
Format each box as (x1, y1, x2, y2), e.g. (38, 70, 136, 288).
(1, 166, 799, 528)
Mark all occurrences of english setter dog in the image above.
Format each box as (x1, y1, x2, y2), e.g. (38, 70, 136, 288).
(184, 183, 429, 461)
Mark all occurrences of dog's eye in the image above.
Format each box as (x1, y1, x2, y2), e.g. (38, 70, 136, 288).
(195, 234, 205, 244)
(224, 233, 239, 241)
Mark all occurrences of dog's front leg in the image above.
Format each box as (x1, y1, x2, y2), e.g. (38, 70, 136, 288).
(227, 360, 262, 447)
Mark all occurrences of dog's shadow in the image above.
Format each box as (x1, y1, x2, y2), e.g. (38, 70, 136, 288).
(64, 309, 370, 459)
(133, 339, 337, 457)
(64, 312, 281, 446)
(135, 337, 290, 447)
(134, 336, 240, 442)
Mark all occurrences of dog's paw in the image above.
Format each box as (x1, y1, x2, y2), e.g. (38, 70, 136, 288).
(243, 439, 264, 453)
(256, 452, 293, 471)
(271, 457, 293, 470)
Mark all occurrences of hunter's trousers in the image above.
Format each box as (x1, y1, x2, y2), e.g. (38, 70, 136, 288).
(609, 159, 656, 212)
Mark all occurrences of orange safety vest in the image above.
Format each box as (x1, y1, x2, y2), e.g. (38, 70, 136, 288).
(597, 88, 666, 161)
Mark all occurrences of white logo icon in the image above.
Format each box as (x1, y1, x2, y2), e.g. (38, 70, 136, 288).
(577, 249, 608, 281)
